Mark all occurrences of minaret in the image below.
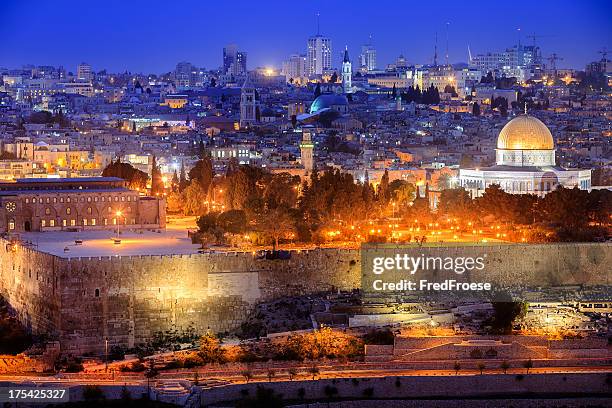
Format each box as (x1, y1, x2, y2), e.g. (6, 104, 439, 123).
(240, 77, 258, 128)
(341, 46, 352, 94)
(300, 128, 314, 173)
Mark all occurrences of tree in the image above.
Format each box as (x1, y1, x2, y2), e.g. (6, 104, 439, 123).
(288, 368, 298, 381)
(472, 102, 481, 116)
(453, 361, 461, 375)
(189, 157, 213, 194)
(523, 358, 533, 374)
(102, 159, 149, 191)
(216, 210, 247, 234)
(267, 369, 276, 382)
(179, 161, 189, 192)
(491, 302, 527, 334)
(314, 82, 321, 98)
(183, 181, 208, 215)
(501, 361, 510, 374)
(377, 170, 391, 204)
(257, 206, 295, 250)
(477, 362, 486, 375)
(329, 72, 338, 83)
(241, 369, 253, 383)
(308, 365, 320, 380)
(150, 155, 164, 196)
(198, 333, 225, 363)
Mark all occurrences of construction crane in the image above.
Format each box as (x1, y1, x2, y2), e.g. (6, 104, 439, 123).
(525, 33, 554, 47)
(547, 53, 564, 77)
(598, 47, 608, 62)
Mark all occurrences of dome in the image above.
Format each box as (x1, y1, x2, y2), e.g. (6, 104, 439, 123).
(309, 94, 348, 114)
(497, 115, 554, 150)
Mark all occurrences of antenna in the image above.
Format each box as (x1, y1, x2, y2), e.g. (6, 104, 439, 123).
(599, 47, 608, 61)
(445, 22, 450, 66)
(316, 12, 320, 35)
(517, 27, 522, 47)
(468, 45, 473, 63)
(433, 32, 438, 66)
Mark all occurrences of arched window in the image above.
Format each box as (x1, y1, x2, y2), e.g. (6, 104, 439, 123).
(66, 208, 71, 215)
(94, 288, 100, 297)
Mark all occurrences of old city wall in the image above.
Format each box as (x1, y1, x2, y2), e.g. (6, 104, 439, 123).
(54, 248, 360, 354)
(0, 241, 610, 355)
(0, 241, 61, 336)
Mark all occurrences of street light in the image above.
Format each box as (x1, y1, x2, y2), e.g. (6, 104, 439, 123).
(115, 210, 122, 236)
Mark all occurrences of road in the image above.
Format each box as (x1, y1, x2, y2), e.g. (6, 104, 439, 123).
(2, 364, 611, 388)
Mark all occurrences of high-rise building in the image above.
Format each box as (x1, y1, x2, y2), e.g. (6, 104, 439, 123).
(282, 54, 307, 84)
(76, 62, 92, 82)
(341, 47, 352, 93)
(469, 44, 542, 81)
(223, 44, 247, 76)
(359, 39, 377, 73)
(307, 35, 332, 76)
(240, 77, 259, 128)
(174, 61, 193, 87)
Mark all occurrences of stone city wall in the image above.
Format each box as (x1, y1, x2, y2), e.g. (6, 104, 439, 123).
(0, 240, 610, 355)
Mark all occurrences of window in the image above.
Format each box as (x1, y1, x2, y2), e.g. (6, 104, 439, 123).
(114, 196, 119, 202)
(50, 219, 55, 227)
(66, 208, 71, 215)
(32, 198, 37, 203)
(87, 207, 92, 214)
(70, 219, 76, 226)
(25, 198, 29, 204)
(9, 219, 15, 230)
(46, 198, 50, 203)
(101, 197, 105, 202)
(67, 198, 71, 203)
(103, 218, 108, 225)
(45, 208, 51, 215)
(53, 198, 57, 203)
(41, 220, 46, 228)
(62, 219, 67, 227)
(121, 196, 125, 202)
(87, 197, 91, 202)
(91, 218, 96, 226)
(94, 288, 100, 297)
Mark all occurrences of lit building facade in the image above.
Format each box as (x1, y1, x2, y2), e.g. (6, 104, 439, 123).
(0, 177, 166, 233)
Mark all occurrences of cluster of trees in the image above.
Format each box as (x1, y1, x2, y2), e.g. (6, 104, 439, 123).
(189, 165, 421, 247)
(21, 110, 70, 127)
(101, 159, 149, 190)
(400, 84, 441, 105)
(437, 185, 611, 241)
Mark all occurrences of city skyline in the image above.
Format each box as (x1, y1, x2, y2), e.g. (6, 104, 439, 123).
(1, 0, 611, 73)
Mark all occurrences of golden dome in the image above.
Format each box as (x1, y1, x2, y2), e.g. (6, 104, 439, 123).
(497, 115, 554, 150)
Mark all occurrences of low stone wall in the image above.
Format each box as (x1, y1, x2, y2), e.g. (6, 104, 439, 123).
(200, 373, 612, 406)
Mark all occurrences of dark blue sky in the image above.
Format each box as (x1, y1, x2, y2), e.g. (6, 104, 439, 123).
(1, 0, 610, 73)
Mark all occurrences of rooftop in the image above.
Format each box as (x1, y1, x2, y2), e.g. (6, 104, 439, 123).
(19, 219, 200, 258)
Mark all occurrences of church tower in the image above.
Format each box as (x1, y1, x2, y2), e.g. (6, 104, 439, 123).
(300, 128, 314, 173)
(341, 46, 352, 94)
(240, 77, 259, 128)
